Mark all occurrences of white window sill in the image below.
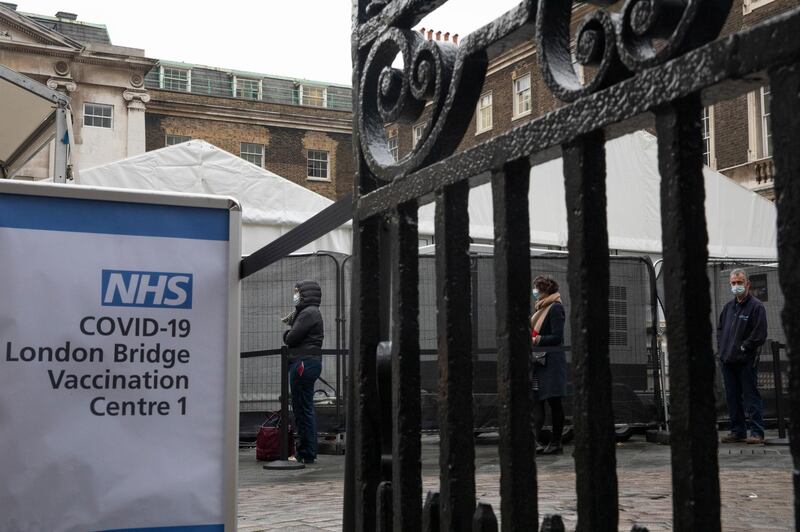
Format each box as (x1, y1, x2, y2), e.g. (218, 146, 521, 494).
(475, 126, 493, 136)
(512, 110, 531, 121)
(307, 176, 331, 182)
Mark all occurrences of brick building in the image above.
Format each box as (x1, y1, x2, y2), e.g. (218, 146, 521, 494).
(0, 4, 354, 200)
(390, 0, 798, 200)
(143, 62, 353, 200)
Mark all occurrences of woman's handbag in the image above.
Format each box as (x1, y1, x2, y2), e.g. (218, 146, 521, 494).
(532, 351, 547, 366)
(256, 412, 295, 461)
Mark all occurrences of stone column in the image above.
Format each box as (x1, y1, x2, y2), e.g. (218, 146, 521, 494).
(123, 88, 150, 157)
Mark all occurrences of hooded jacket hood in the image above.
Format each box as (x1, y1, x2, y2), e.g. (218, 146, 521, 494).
(295, 279, 322, 309)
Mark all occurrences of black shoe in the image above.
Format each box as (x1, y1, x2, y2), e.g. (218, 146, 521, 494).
(540, 443, 563, 455)
(536, 441, 546, 454)
(298, 457, 316, 464)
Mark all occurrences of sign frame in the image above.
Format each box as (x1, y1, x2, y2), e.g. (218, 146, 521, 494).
(0, 179, 241, 531)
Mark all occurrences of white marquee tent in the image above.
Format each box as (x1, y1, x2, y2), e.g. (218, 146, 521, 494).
(77, 132, 776, 261)
(78, 140, 352, 256)
(419, 131, 778, 260)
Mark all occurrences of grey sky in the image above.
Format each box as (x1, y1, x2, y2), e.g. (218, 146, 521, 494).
(13, 0, 521, 85)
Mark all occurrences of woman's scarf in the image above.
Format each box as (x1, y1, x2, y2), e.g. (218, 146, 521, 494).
(530, 292, 562, 336)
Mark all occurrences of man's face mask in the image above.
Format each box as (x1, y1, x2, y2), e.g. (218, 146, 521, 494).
(731, 285, 745, 296)
(293, 292, 301, 306)
(532, 288, 540, 300)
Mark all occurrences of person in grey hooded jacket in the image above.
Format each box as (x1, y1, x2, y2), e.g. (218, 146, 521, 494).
(283, 279, 323, 463)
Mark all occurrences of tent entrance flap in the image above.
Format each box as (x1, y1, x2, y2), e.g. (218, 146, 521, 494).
(0, 64, 70, 181)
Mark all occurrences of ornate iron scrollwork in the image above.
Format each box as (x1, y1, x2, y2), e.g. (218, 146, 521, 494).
(358, 19, 487, 182)
(538, 0, 733, 102)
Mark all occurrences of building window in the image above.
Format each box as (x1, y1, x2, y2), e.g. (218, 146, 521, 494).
(387, 129, 398, 161)
(412, 123, 425, 148)
(476, 92, 493, 133)
(701, 106, 716, 168)
(307, 149, 329, 180)
(761, 86, 772, 158)
(166, 134, 191, 146)
(743, 0, 776, 15)
(748, 85, 772, 161)
(236, 78, 261, 100)
(83, 103, 112, 128)
(240, 142, 264, 167)
(301, 85, 327, 107)
(162, 67, 190, 92)
(513, 73, 531, 119)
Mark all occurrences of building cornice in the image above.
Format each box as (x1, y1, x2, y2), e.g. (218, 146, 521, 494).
(147, 97, 352, 134)
(487, 41, 536, 76)
(0, 39, 157, 72)
(0, 39, 79, 58)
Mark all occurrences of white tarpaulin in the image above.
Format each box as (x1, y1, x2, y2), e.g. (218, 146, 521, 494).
(419, 131, 777, 259)
(79, 140, 352, 256)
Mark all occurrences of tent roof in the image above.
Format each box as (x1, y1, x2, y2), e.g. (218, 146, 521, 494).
(0, 64, 69, 178)
(78, 140, 352, 255)
(419, 131, 777, 260)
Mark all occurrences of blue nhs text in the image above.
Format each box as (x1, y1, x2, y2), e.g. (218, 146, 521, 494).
(101, 270, 193, 309)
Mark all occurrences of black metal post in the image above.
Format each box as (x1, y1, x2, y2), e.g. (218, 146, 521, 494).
(264, 347, 304, 470)
(563, 130, 618, 531)
(656, 95, 720, 531)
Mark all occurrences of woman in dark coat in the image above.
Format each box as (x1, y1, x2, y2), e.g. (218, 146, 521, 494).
(283, 279, 324, 464)
(530, 274, 567, 455)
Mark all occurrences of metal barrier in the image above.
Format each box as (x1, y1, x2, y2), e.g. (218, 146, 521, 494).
(239, 253, 345, 438)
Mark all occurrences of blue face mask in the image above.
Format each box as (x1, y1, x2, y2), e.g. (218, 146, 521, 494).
(532, 288, 540, 300)
(731, 285, 745, 296)
(293, 293, 300, 306)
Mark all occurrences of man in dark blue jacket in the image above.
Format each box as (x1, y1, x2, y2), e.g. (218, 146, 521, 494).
(717, 269, 767, 444)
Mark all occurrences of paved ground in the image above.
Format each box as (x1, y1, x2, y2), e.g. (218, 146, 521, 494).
(237, 431, 793, 531)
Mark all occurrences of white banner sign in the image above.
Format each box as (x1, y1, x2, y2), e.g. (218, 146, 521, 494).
(0, 183, 239, 532)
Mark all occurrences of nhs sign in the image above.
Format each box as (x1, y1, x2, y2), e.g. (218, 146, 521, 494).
(101, 269, 193, 309)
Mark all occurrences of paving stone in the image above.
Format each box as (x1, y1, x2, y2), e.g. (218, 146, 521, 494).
(238, 431, 793, 530)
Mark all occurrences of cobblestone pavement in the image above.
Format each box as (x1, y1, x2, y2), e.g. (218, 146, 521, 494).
(238, 432, 793, 531)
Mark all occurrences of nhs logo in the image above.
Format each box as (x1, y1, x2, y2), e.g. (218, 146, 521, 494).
(101, 270, 193, 309)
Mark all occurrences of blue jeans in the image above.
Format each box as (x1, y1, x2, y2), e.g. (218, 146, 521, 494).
(721, 359, 764, 438)
(289, 358, 322, 460)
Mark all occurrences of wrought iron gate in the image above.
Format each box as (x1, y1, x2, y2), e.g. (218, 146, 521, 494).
(345, 1, 800, 530)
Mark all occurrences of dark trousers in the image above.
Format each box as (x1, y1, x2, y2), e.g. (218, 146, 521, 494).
(533, 397, 565, 445)
(721, 360, 765, 438)
(289, 358, 322, 460)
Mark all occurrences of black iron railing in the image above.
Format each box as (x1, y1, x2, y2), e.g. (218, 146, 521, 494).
(346, 1, 799, 531)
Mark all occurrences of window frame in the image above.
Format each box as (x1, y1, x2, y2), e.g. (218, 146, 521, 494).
(475, 91, 493, 134)
(512, 73, 532, 119)
(386, 129, 399, 161)
(83, 102, 113, 129)
(747, 85, 773, 162)
(760, 86, 772, 159)
(235, 77, 262, 100)
(700, 105, 716, 169)
(412, 123, 425, 148)
(307, 149, 330, 181)
(160, 66, 191, 92)
(240, 142, 264, 167)
(165, 134, 192, 146)
(300, 84, 327, 108)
